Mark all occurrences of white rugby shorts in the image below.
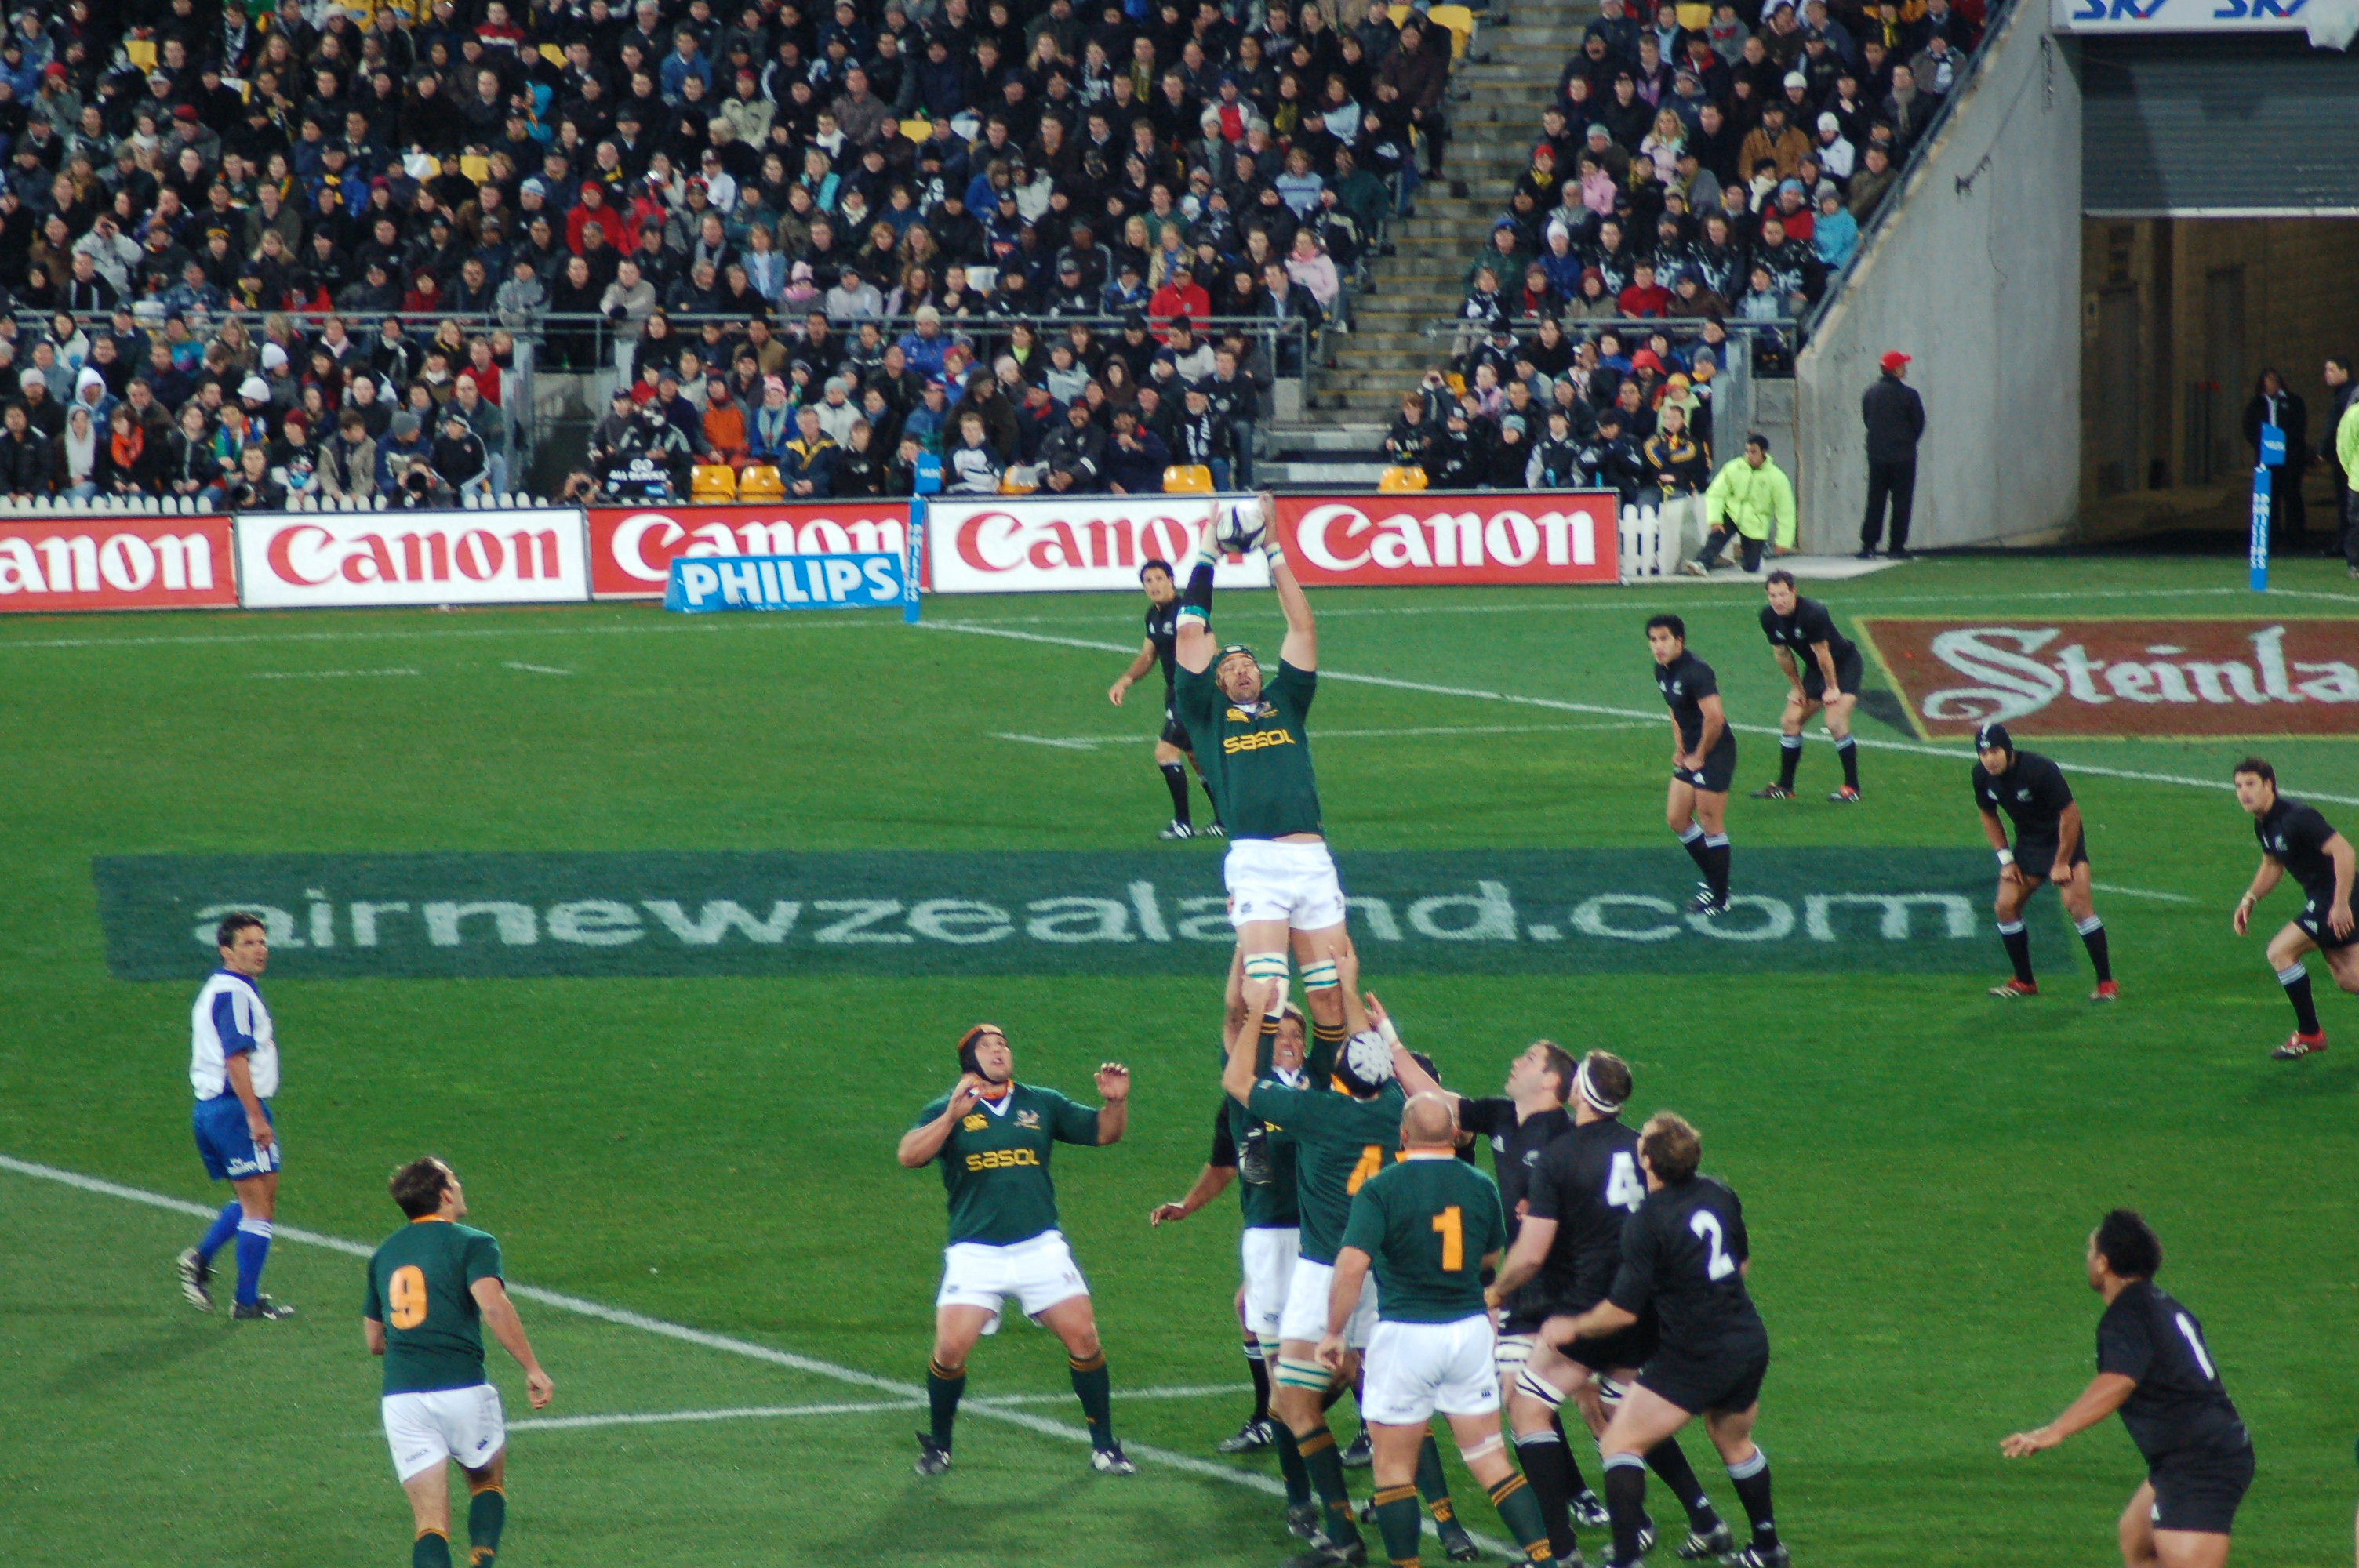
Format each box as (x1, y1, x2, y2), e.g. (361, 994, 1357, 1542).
(1241, 1225, 1301, 1342)
(1278, 1254, 1379, 1348)
(1225, 839, 1348, 932)
(383, 1383, 506, 1483)
(1362, 1315, 1501, 1425)
(936, 1229, 1089, 1334)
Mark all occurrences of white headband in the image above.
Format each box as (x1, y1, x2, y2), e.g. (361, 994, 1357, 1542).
(1575, 1058, 1623, 1116)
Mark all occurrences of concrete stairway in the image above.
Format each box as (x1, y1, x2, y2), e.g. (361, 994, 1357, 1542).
(1263, 8, 1589, 484)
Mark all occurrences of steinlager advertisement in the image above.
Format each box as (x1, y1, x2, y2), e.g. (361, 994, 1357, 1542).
(96, 849, 2002, 981)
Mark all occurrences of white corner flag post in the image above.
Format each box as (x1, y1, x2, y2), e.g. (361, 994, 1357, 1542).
(2252, 423, 2284, 592)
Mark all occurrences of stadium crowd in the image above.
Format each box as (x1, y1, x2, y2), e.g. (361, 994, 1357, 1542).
(1390, 0, 1986, 492)
(0, 0, 1490, 506)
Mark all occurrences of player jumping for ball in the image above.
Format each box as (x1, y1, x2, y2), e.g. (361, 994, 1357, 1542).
(2230, 757, 2357, 1060)
(1175, 494, 1379, 1064)
(1972, 722, 2117, 1001)
(899, 1025, 1135, 1478)
(1752, 571, 1863, 804)
(1108, 557, 1223, 841)
(1649, 614, 1736, 917)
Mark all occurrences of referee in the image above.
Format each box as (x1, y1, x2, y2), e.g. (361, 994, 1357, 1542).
(2230, 757, 2356, 1060)
(177, 913, 293, 1320)
(2001, 1210, 2253, 1566)
(1108, 558, 1220, 841)
(1650, 614, 1736, 916)
(1752, 572, 1863, 804)
(1972, 724, 2117, 1001)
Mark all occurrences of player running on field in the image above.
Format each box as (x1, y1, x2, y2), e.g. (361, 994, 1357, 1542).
(2230, 756, 2357, 1060)
(1319, 1093, 1565, 1568)
(1488, 1054, 1732, 1566)
(365, 1157, 554, 1568)
(1372, 1000, 1602, 1555)
(1557, 1113, 1787, 1568)
(178, 913, 294, 1321)
(1109, 557, 1223, 840)
(1971, 721, 2117, 1001)
(1752, 571, 1863, 804)
(899, 1025, 1135, 1477)
(1150, 985, 1310, 1457)
(2002, 1210, 2254, 1568)
(1648, 615, 1736, 917)
(1175, 495, 1381, 1066)
(1227, 972, 1405, 1565)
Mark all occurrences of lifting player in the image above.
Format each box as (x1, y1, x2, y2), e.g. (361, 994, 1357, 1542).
(1971, 722, 2117, 1001)
(2230, 757, 2356, 1060)
(1751, 571, 1863, 804)
(1109, 557, 1223, 840)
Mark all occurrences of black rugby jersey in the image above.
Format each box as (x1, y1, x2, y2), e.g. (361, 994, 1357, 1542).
(1608, 1173, 1766, 1358)
(1523, 1116, 1647, 1312)
(2254, 795, 2343, 906)
(1971, 750, 2074, 847)
(2096, 1280, 2249, 1465)
(1758, 596, 1856, 666)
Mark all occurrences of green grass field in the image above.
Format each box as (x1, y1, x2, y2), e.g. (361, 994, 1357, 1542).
(3, 553, 2357, 1568)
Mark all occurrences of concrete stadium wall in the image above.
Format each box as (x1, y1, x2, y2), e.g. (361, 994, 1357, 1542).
(1793, 7, 2084, 549)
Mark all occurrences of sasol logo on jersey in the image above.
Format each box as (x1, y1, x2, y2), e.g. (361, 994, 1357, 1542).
(1223, 729, 1296, 756)
(1862, 619, 2359, 739)
(965, 1148, 1041, 1171)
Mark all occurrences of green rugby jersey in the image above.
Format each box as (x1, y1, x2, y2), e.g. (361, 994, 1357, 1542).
(363, 1218, 504, 1396)
(1244, 1076, 1405, 1265)
(1216, 1093, 1302, 1229)
(1175, 659, 1321, 839)
(1342, 1152, 1508, 1323)
(914, 1082, 1101, 1246)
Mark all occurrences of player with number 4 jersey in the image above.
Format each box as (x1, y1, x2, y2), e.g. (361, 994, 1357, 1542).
(364, 1157, 553, 1568)
(1556, 1113, 1785, 1568)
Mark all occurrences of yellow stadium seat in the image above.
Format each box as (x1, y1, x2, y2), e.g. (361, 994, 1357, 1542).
(539, 43, 569, 67)
(1444, 372, 1467, 396)
(691, 464, 738, 502)
(125, 38, 157, 68)
(999, 472, 1038, 495)
(1379, 466, 1429, 492)
(459, 154, 492, 183)
(1427, 5, 1476, 60)
(1162, 465, 1215, 494)
(1387, 3, 1411, 24)
(736, 464, 785, 501)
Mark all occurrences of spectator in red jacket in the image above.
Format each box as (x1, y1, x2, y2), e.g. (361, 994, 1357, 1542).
(1148, 269, 1211, 339)
(1618, 262, 1672, 318)
(567, 183, 634, 255)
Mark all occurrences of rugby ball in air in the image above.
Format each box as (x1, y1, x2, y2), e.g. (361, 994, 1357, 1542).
(1215, 494, 1273, 554)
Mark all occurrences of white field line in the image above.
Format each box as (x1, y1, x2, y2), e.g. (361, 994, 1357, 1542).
(924, 621, 2359, 808)
(502, 661, 573, 675)
(995, 722, 1652, 750)
(0, 1154, 1507, 1555)
(511, 1384, 1240, 1433)
(247, 667, 421, 680)
(2091, 884, 2201, 904)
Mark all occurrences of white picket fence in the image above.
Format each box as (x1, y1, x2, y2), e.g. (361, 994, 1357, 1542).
(1617, 496, 1703, 581)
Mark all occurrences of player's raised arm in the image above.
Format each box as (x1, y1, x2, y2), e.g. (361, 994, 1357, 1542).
(471, 1276, 554, 1408)
(897, 1074, 987, 1167)
(1266, 501, 1316, 672)
(1175, 512, 1223, 674)
(1365, 992, 1456, 1108)
(1485, 1215, 1556, 1308)
(1223, 977, 1282, 1103)
(1092, 1063, 1131, 1145)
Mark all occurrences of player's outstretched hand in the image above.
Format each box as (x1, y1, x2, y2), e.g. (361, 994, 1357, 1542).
(526, 1367, 554, 1409)
(1149, 1201, 1187, 1226)
(1096, 1063, 1131, 1102)
(1314, 1332, 1347, 1373)
(1998, 1427, 2057, 1458)
(1362, 990, 1391, 1040)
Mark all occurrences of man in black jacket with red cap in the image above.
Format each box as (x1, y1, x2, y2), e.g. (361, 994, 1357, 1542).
(1858, 349, 1925, 558)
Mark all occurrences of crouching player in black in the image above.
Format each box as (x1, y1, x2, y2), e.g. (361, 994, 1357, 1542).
(1972, 722, 2117, 1002)
(2001, 1210, 2253, 1568)
(1649, 615, 1735, 917)
(2230, 757, 2357, 1061)
(1753, 572, 1863, 804)
(1556, 1114, 1784, 1568)
(1319, 1091, 1563, 1568)
(1492, 1056, 1732, 1566)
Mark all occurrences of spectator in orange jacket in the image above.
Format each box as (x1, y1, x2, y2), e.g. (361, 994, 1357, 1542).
(701, 379, 751, 465)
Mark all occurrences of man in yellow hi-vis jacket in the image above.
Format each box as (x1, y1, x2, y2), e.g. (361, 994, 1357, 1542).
(1682, 434, 1797, 576)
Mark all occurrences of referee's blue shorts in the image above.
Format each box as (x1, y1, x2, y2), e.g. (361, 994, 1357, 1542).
(193, 1095, 279, 1181)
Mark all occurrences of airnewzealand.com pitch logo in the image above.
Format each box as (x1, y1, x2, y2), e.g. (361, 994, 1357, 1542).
(94, 849, 2009, 979)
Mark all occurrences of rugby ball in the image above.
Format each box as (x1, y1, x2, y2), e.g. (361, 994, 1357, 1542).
(1214, 495, 1272, 554)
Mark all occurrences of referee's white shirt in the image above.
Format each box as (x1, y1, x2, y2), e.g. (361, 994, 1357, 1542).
(191, 971, 278, 1101)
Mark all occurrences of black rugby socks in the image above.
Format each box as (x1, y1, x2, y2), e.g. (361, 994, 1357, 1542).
(1068, 1351, 1114, 1450)
(1776, 735, 1801, 789)
(1161, 762, 1191, 824)
(466, 1483, 505, 1566)
(2281, 964, 2322, 1035)
(1244, 1338, 1270, 1423)
(1514, 1427, 1581, 1561)
(1645, 1436, 1722, 1532)
(1997, 920, 2034, 985)
(1602, 1451, 1648, 1565)
(1701, 835, 1732, 902)
(2076, 916, 2112, 984)
(927, 1357, 966, 1448)
(1726, 1446, 1779, 1552)
(1837, 735, 1859, 789)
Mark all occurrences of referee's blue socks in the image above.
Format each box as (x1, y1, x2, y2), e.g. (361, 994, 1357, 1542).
(197, 1201, 242, 1263)
(233, 1217, 273, 1308)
